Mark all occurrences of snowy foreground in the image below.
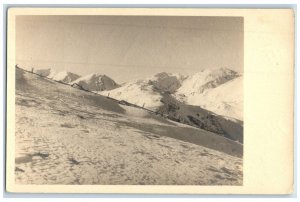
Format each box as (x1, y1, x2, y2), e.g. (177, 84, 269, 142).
(15, 68, 243, 185)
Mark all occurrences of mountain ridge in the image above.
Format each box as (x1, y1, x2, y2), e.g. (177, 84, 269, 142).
(99, 67, 243, 121)
(69, 73, 120, 92)
(26, 66, 243, 137)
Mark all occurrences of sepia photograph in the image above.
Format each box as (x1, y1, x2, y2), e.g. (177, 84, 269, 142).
(5, 8, 294, 194)
(13, 14, 243, 185)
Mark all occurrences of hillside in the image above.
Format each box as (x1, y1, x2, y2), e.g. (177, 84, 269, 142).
(15, 67, 243, 185)
(100, 68, 243, 121)
(99, 70, 243, 142)
(158, 94, 243, 143)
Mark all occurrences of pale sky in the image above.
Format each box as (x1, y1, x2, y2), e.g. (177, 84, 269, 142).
(16, 15, 243, 83)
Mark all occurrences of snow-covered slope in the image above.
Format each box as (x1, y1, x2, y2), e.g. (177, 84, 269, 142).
(174, 68, 242, 121)
(100, 79, 163, 111)
(99, 70, 243, 140)
(52, 71, 80, 83)
(32, 67, 242, 122)
(101, 68, 243, 121)
(175, 75, 243, 121)
(99, 72, 185, 111)
(157, 94, 243, 143)
(33, 69, 80, 84)
(14, 67, 243, 185)
(70, 73, 120, 92)
(179, 76, 243, 121)
(176, 68, 239, 95)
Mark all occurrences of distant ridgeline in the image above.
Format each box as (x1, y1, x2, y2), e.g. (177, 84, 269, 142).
(16, 65, 243, 143)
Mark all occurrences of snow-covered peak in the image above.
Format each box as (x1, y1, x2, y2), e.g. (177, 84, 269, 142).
(71, 73, 120, 92)
(195, 68, 240, 83)
(34, 68, 57, 78)
(33, 68, 80, 83)
(99, 80, 163, 111)
(175, 75, 243, 121)
(177, 68, 240, 95)
(97, 72, 183, 111)
(52, 71, 80, 83)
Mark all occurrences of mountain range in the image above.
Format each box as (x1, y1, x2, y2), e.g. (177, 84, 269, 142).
(30, 67, 243, 143)
(99, 68, 243, 121)
(15, 66, 243, 185)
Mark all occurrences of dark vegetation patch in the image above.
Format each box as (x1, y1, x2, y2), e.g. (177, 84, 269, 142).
(148, 74, 181, 94)
(157, 94, 243, 143)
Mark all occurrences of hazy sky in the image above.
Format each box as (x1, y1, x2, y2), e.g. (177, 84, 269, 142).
(16, 15, 243, 83)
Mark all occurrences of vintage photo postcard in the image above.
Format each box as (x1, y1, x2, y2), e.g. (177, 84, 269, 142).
(6, 8, 294, 194)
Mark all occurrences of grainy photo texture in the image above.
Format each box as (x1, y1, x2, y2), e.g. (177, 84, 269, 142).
(14, 15, 243, 185)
